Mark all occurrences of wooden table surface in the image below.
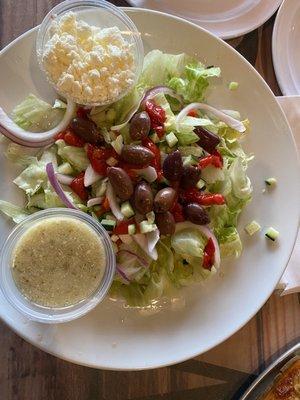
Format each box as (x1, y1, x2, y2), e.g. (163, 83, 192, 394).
(0, 1, 299, 399)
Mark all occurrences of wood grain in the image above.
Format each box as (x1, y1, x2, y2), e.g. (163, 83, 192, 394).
(0, 1, 299, 399)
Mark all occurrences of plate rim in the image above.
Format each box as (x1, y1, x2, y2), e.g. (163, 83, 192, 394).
(272, 0, 299, 96)
(126, 0, 283, 39)
(0, 7, 299, 370)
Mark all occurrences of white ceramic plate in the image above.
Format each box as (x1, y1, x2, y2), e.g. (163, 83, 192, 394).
(273, 0, 300, 95)
(0, 8, 299, 370)
(127, 0, 282, 39)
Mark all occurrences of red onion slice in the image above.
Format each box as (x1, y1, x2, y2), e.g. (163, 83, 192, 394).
(118, 249, 149, 267)
(141, 86, 183, 109)
(175, 221, 220, 269)
(176, 103, 246, 133)
(46, 163, 77, 209)
(134, 166, 157, 183)
(106, 182, 124, 221)
(56, 173, 73, 186)
(0, 100, 75, 147)
(116, 264, 131, 284)
(110, 86, 183, 132)
(84, 163, 102, 187)
(133, 233, 158, 260)
(87, 197, 103, 208)
(147, 229, 160, 258)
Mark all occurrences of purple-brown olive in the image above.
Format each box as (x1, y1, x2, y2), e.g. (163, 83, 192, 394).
(129, 112, 151, 140)
(107, 167, 133, 201)
(181, 165, 201, 189)
(70, 117, 103, 144)
(184, 203, 210, 225)
(162, 150, 183, 181)
(155, 212, 175, 235)
(121, 145, 154, 166)
(154, 187, 176, 213)
(194, 126, 220, 154)
(133, 181, 153, 214)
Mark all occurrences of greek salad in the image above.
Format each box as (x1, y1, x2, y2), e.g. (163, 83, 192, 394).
(0, 50, 253, 307)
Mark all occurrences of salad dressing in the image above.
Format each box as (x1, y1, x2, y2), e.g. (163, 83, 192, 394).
(12, 217, 106, 307)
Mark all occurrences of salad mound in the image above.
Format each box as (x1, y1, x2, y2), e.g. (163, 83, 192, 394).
(0, 50, 253, 307)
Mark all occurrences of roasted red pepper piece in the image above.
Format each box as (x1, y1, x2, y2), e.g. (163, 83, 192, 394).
(113, 218, 136, 235)
(203, 238, 215, 270)
(70, 172, 88, 201)
(55, 129, 85, 147)
(117, 161, 138, 180)
(87, 145, 117, 176)
(183, 188, 225, 206)
(64, 130, 85, 147)
(198, 150, 223, 169)
(145, 100, 166, 139)
(170, 202, 185, 222)
(141, 137, 162, 180)
(153, 124, 165, 139)
(145, 100, 166, 126)
(187, 109, 198, 117)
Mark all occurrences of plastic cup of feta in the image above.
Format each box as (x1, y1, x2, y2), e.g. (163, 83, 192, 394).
(36, 0, 144, 107)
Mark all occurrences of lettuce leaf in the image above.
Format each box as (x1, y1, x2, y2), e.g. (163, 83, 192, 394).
(171, 228, 206, 258)
(56, 139, 89, 172)
(0, 200, 29, 223)
(11, 94, 65, 132)
(169, 63, 220, 103)
(139, 50, 193, 88)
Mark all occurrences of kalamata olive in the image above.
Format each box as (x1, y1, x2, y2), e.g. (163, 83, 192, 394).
(70, 117, 103, 144)
(130, 112, 151, 140)
(184, 203, 210, 225)
(121, 145, 154, 166)
(163, 150, 183, 181)
(107, 167, 133, 201)
(155, 212, 175, 235)
(154, 187, 176, 213)
(194, 126, 220, 154)
(181, 165, 201, 189)
(133, 181, 153, 214)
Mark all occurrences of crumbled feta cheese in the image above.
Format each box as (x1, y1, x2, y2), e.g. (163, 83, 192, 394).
(42, 12, 135, 105)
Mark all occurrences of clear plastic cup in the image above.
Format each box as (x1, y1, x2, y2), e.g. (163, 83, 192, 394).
(36, 0, 144, 106)
(0, 208, 116, 323)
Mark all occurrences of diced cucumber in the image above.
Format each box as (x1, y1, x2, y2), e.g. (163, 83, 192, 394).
(57, 162, 74, 175)
(166, 132, 178, 148)
(265, 227, 279, 241)
(139, 220, 157, 234)
(146, 211, 155, 224)
(149, 132, 160, 144)
(106, 156, 118, 166)
(244, 220, 261, 236)
(111, 134, 123, 155)
(105, 213, 117, 221)
(128, 224, 136, 235)
(196, 178, 206, 189)
(229, 81, 239, 90)
(101, 219, 116, 231)
(265, 177, 277, 187)
(183, 155, 198, 166)
(121, 201, 135, 218)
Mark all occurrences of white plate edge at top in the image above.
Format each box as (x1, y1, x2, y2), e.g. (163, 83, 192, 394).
(127, 0, 283, 39)
(272, 0, 300, 96)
